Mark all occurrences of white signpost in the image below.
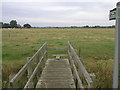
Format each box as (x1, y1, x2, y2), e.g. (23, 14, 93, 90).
(109, 2, 120, 89)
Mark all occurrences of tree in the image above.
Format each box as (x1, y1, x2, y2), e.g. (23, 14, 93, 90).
(84, 25, 89, 28)
(0, 22, 3, 28)
(10, 20, 17, 28)
(3, 23, 11, 28)
(23, 24, 31, 28)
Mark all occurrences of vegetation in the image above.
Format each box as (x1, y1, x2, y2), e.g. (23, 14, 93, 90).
(2, 23, 11, 28)
(10, 20, 17, 28)
(1, 20, 31, 28)
(2, 28, 115, 88)
(23, 24, 31, 28)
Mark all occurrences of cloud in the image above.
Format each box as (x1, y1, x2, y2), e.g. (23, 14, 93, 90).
(3, 0, 119, 2)
(2, 0, 117, 27)
(43, 6, 79, 11)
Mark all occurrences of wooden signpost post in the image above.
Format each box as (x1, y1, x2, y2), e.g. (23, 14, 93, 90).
(109, 2, 120, 89)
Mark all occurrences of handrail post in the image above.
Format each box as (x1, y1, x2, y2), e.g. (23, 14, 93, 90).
(9, 79, 16, 88)
(9, 74, 16, 88)
(9, 82, 15, 88)
(27, 57, 33, 88)
(36, 52, 40, 63)
(78, 47, 81, 58)
(90, 73, 96, 88)
(45, 43, 48, 60)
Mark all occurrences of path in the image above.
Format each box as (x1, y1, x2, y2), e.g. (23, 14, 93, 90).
(36, 59, 75, 88)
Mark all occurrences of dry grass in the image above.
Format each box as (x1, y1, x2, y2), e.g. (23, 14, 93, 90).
(2, 28, 115, 88)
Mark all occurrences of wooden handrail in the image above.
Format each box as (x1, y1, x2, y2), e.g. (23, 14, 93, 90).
(68, 51, 84, 88)
(48, 54, 68, 56)
(9, 41, 94, 88)
(47, 47, 68, 50)
(9, 42, 47, 88)
(68, 41, 93, 88)
(24, 51, 47, 89)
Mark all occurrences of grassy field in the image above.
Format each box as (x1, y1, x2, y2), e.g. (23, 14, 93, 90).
(2, 28, 115, 88)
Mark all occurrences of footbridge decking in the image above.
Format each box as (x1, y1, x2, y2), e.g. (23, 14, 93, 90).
(9, 41, 95, 89)
(36, 59, 75, 88)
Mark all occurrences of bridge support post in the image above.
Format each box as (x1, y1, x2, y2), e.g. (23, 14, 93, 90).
(90, 73, 96, 88)
(9, 73, 16, 88)
(27, 57, 33, 88)
(36, 54, 40, 80)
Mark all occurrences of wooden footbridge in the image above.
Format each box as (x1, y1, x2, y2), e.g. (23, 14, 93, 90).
(9, 41, 95, 89)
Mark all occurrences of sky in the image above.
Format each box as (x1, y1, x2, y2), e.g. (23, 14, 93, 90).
(2, 0, 119, 27)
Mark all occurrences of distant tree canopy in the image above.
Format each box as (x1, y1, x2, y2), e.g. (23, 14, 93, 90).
(0, 22, 3, 28)
(23, 24, 31, 28)
(3, 23, 11, 28)
(0, 19, 115, 29)
(10, 20, 17, 28)
(1, 20, 32, 28)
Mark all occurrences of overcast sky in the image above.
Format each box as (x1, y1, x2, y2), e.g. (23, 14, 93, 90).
(2, 0, 119, 27)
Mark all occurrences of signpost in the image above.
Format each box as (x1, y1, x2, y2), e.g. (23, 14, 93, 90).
(109, 8, 116, 20)
(109, 2, 120, 89)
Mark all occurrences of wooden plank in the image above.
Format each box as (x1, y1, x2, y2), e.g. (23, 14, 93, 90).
(73, 53, 93, 87)
(27, 57, 33, 88)
(90, 73, 96, 87)
(68, 41, 93, 87)
(48, 48, 68, 50)
(10, 42, 47, 87)
(10, 61, 30, 87)
(48, 54, 68, 57)
(56, 56, 60, 60)
(27, 42, 47, 63)
(9, 73, 16, 88)
(36, 59, 75, 88)
(24, 51, 47, 89)
(68, 51, 84, 88)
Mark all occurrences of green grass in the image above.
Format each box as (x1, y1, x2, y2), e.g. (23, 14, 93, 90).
(2, 28, 115, 88)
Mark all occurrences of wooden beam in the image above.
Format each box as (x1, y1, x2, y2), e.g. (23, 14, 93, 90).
(9, 42, 47, 87)
(68, 51, 84, 88)
(47, 48, 68, 50)
(24, 51, 47, 89)
(27, 57, 33, 88)
(48, 54, 68, 57)
(68, 41, 93, 88)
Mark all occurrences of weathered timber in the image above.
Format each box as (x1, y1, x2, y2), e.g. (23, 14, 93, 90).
(24, 51, 47, 88)
(48, 54, 68, 57)
(68, 41, 94, 88)
(68, 51, 84, 89)
(9, 42, 47, 88)
(9, 41, 94, 89)
(48, 48, 68, 50)
(36, 59, 75, 88)
(27, 57, 33, 88)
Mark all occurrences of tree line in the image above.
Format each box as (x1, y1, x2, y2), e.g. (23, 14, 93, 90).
(0, 20, 31, 28)
(35, 25, 115, 28)
(0, 20, 115, 29)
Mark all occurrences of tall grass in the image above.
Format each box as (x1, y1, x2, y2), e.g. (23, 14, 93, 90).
(2, 28, 115, 88)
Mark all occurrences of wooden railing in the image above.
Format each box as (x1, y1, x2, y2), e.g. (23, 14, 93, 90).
(68, 41, 95, 88)
(9, 42, 48, 88)
(9, 41, 95, 89)
(47, 47, 68, 57)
